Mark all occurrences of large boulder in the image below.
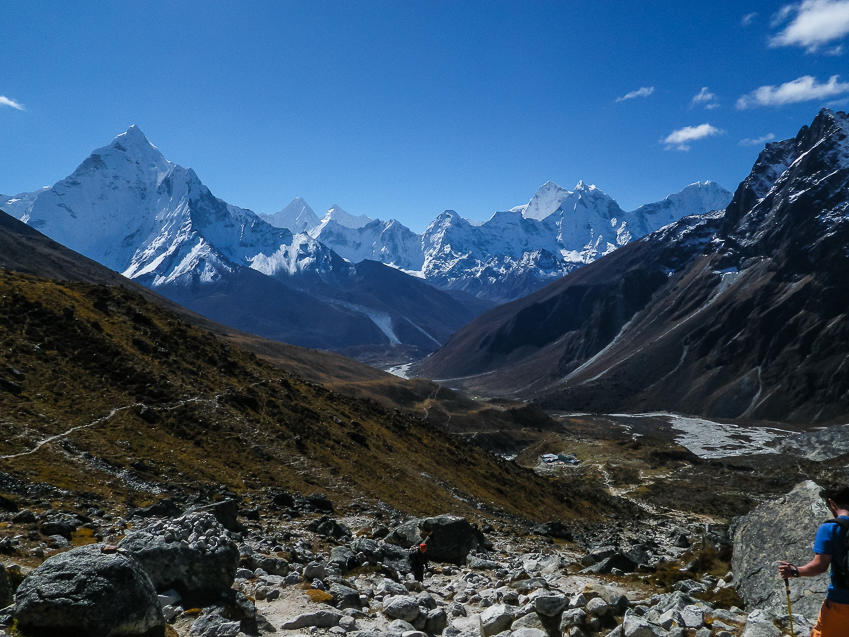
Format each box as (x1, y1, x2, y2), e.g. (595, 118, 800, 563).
(732, 480, 830, 622)
(385, 519, 423, 548)
(13, 543, 164, 637)
(189, 499, 244, 533)
(118, 511, 239, 603)
(419, 514, 488, 564)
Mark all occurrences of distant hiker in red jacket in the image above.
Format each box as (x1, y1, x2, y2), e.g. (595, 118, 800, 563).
(409, 542, 429, 581)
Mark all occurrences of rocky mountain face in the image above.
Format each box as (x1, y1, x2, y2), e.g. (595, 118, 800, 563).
(0, 128, 485, 360)
(414, 109, 849, 425)
(260, 182, 731, 304)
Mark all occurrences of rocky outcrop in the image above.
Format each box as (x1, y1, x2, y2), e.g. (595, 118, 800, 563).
(732, 480, 830, 621)
(13, 543, 164, 637)
(420, 514, 489, 564)
(777, 424, 849, 461)
(118, 511, 239, 603)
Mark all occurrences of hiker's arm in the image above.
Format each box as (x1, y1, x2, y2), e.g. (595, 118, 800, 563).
(779, 554, 832, 578)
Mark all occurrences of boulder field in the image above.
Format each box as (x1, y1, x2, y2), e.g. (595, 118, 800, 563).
(0, 489, 834, 637)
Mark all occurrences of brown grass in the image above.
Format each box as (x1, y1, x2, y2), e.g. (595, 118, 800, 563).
(0, 270, 612, 525)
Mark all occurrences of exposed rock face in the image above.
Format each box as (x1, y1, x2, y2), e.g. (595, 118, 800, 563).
(777, 424, 849, 461)
(118, 512, 239, 603)
(13, 543, 164, 637)
(733, 480, 830, 621)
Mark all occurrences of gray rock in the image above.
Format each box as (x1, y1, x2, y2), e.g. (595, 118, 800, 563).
(417, 591, 437, 610)
(189, 499, 244, 533)
(420, 515, 489, 564)
(252, 554, 289, 575)
(778, 422, 849, 460)
(585, 597, 611, 616)
(383, 543, 414, 573)
(559, 608, 587, 630)
(448, 602, 467, 617)
(678, 605, 703, 628)
(511, 629, 547, 637)
(281, 610, 343, 629)
(732, 480, 830, 622)
(383, 595, 422, 622)
(622, 614, 668, 637)
(671, 579, 707, 595)
(426, 608, 449, 634)
(378, 578, 409, 597)
(510, 577, 548, 594)
(190, 614, 241, 637)
(13, 543, 164, 636)
(304, 560, 329, 579)
(331, 583, 362, 610)
(533, 593, 567, 617)
(351, 537, 383, 561)
(740, 609, 781, 637)
(651, 591, 695, 614)
(331, 546, 357, 573)
(480, 603, 514, 637)
(385, 520, 423, 548)
(118, 512, 239, 603)
(585, 553, 637, 575)
(309, 515, 352, 539)
(389, 619, 417, 633)
(468, 555, 501, 570)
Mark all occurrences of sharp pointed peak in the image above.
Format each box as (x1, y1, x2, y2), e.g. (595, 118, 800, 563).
(109, 125, 161, 156)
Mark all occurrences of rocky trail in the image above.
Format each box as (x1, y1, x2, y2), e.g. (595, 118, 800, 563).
(0, 479, 821, 637)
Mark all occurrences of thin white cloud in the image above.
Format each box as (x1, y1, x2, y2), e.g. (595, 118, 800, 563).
(616, 86, 654, 102)
(0, 96, 24, 110)
(770, 0, 849, 52)
(736, 74, 849, 108)
(662, 123, 722, 151)
(739, 133, 776, 146)
(742, 12, 759, 26)
(691, 87, 719, 109)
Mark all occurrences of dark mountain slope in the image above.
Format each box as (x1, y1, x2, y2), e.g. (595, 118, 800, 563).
(414, 109, 849, 425)
(0, 268, 614, 521)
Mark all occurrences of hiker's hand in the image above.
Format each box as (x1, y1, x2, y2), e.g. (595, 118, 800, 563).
(779, 561, 799, 578)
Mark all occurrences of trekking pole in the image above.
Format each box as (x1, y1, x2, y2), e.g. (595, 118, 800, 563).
(783, 577, 795, 637)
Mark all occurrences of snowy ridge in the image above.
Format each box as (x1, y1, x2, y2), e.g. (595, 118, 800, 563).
(4, 126, 342, 290)
(294, 179, 731, 302)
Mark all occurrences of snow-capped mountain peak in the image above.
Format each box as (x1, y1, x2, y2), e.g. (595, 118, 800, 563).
(322, 205, 373, 229)
(519, 181, 572, 220)
(260, 197, 321, 233)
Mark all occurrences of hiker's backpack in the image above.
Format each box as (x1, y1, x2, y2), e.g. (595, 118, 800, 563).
(827, 518, 849, 589)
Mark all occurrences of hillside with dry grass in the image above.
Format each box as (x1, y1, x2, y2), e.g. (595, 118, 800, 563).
(0, 269, 626, 525)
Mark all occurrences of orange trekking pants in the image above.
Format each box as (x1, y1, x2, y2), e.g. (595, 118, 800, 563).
(811, 599, 849, 637)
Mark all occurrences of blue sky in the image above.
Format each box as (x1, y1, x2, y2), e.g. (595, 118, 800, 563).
(2, 1, 849, 232)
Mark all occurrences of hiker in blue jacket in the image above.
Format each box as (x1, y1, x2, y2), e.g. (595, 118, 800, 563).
(779, 481, 849, 637)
